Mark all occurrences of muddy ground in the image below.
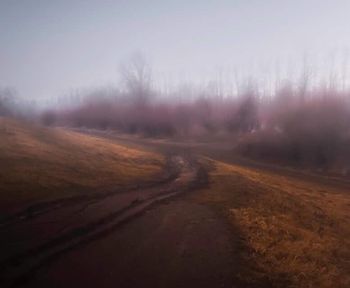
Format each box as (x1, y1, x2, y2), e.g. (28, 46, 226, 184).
(4, 130, 348, 288)
(0, 145, 240, 288)
(27, 200, 238, 288)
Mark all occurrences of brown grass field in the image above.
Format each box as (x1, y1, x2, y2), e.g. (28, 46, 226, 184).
(192, 158, 350, 287)
(0, 117, 164, 217)
(0, 118, 349, 287)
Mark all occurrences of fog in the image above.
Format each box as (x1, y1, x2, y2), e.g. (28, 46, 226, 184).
(2, 3, 350, 286)
(2, 0, 350, 172)
(1, 0, 350, 103)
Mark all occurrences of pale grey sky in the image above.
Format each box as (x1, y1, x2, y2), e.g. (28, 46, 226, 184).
(1, 0, 350, 99)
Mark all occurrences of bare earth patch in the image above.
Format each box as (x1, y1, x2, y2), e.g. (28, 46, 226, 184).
(26, 201, 237, 288)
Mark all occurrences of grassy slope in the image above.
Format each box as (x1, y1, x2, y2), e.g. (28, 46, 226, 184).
(193, 158, 350, 288)
(0, 117, 164, 215)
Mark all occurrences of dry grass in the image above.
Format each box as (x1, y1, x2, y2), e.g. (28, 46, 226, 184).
(0, 117, 164, 215)
(193, 158, 350, 288)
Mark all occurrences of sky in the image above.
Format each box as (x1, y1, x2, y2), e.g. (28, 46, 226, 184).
(1, 0, 350, 101)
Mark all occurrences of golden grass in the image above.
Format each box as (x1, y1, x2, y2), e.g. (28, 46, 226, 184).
(0, 117, 164, 214)
(193, 158, 350, 287)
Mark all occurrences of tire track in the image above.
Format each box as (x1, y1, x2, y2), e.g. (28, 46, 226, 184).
(0, 154, 203, 288)
(0, 154, 179, 228)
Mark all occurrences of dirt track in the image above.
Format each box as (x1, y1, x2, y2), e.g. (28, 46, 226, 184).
(0, 152, 238, 288)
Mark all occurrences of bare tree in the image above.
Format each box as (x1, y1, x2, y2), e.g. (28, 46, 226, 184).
(119, 53, 153, 106)
(341, 48, 349, 92)
(0, 87, 17, 116)
(298, 54, 311, 101)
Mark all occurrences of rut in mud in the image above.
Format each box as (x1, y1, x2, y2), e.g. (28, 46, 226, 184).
(0, 153, 206, 288)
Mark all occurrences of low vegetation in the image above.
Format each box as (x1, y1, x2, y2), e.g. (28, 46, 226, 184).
(0, 117, 164, 216)
(44, 62, 350, 174)
(193, 158, 350, 288)
(3, 55, 350, 287)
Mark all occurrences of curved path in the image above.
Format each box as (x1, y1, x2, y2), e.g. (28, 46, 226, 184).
(0, 154, 237, 288)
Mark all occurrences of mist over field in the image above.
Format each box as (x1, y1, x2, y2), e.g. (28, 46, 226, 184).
(1, 1, 350, 288)
(36, 53, 350, 174)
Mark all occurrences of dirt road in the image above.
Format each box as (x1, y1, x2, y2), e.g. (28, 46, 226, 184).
(0, 152, 238, 288)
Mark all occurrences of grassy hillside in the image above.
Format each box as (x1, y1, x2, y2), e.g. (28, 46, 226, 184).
(193, 158, 350, 288)
(0, 117, 164, 215)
